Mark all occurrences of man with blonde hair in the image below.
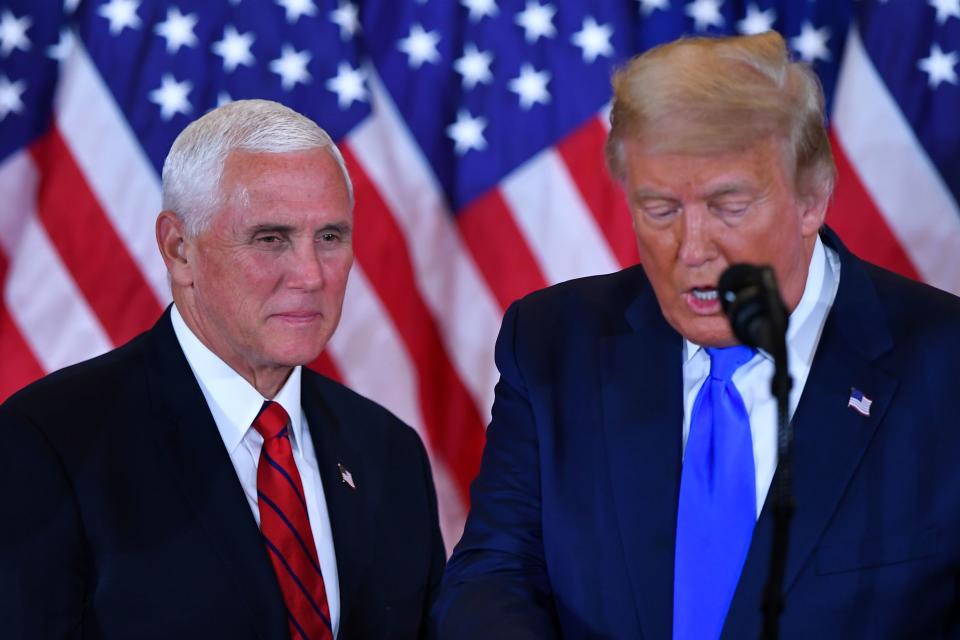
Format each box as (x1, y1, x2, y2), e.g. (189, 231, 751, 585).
(434, 32, 960, 638)
(0, 99, 444, 639)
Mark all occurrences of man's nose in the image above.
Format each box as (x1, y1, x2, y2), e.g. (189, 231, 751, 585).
(677, 207, 715, 267)
(288, 242, 325, 290)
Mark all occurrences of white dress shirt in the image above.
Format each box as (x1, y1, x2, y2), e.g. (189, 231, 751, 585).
(681, 236, 841, 517)
(171, 305, 341, 637)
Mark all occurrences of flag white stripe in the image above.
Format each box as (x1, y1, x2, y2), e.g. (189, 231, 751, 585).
(328, 264, 466, 552)
(832, 27, 960, 296)
(0, 152, 113, 372)
(347, 70, 501, 422)
(501, 148, 621, 285)
(54, 38, 171, 306)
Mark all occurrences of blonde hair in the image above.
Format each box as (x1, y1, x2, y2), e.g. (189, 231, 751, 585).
(162, 99, 353, 237)
(605, 31, 835, 200)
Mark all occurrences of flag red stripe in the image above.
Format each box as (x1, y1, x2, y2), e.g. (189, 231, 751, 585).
(309, 351, 344, 383)
(342, 146, 485, 498)
(555, 118, 639, 269)
(29, 127, 163, 347)
(457, 189, 549, 310)
(0, 252, 46, 402)
(826, 131, 921, 281)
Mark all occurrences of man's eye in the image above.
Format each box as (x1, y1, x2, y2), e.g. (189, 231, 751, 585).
(713, 203, 749, 217)
(256, 234, 283, 244)
(319, 232, 341, 242)
(644, 206, 679, 219)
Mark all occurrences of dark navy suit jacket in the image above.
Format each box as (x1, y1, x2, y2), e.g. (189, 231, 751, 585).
(0, 309, 445, 639)
(434, 229, 960, 638)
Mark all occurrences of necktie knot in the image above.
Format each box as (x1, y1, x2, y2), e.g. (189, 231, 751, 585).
(706, 345, 755, 382)
(253, 401, 290, 440)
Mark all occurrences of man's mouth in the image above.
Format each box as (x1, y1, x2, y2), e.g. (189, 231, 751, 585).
(690, 287, 718, 302)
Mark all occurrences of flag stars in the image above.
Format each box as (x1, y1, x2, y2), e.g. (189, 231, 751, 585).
(929, 0, 960, 25)
(571, 17, 613, 63)
(461, 0, 498, 23)
(508, 63, 551, 109)
(330, 1, 360, 40)
(515, 1, 557, 43)
(154, 7, 198, 54)
(98, 0, 142, 35)
(326, 61, 368, 109)
(276, 0, 317, 24)
(47, 28, 74, 61)
(270, 44, 312, 90)
(148, 73, 192, 120)
(0, 10, 32, 56)
(398, 23, 441, 69)
(737, 4, 776, 35)
(212, 25, 255, 73)
(454, 43, 493, 89)
(791, 21, 831, 63)
(638, 0, 669, 16)
(447, 109, 488, 155)
(918, 43, 958, 88)
(686, 0, 725, 31)
(0, 74, 26, 121)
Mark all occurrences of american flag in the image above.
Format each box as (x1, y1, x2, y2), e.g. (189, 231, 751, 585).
(0, 0, 957, 550)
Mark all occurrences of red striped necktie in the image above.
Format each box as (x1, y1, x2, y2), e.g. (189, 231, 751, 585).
(253, 401, 334, 640)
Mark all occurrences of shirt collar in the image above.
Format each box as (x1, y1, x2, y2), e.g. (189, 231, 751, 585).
(683, 234, 835, 367)
(170, 304, 304, 454)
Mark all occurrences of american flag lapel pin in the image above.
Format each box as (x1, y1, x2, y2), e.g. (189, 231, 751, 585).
(847, 388, 873, 417)
(338, 463, 356, 489)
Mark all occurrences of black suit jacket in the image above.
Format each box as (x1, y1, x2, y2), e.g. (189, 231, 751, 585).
(0, 309, 445, 639)
(434, 228, 960, 638)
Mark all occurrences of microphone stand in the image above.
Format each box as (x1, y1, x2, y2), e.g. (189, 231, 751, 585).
(759, 269, 793, 640)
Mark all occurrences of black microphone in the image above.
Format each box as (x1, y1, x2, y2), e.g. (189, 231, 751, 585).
(718, 263, 793, 640)
(717, 263, 787, 356)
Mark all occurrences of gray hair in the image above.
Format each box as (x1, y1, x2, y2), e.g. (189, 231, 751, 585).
(161, 99, 354, 236)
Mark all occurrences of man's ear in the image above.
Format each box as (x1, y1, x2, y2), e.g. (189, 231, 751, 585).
(799, 188, 830, 238)
(156, 211, 193, 287)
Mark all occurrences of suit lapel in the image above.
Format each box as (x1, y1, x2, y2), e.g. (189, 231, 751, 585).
(600, 280, 684, 640)
(725, 231, 899, 633)
(300, 374, 370, 636)
(144, 309, 288, 640)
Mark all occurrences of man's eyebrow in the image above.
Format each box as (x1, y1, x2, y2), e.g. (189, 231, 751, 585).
(320, 221, 352, 235)
(702, 182, 755, 198)
(631, 188, 677, 202)
(250, 224, 295, 234)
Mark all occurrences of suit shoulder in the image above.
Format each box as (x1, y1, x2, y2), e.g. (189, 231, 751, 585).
(2, 332, 150, 419)
(302, 370, 424, 450)
(864, 262, 960, 337)
(509, 265, 647, 334)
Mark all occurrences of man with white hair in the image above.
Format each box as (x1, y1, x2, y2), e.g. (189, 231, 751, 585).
(0, 99, 444, 639)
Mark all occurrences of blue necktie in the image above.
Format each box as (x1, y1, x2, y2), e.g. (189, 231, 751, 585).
(673, 346, 757, 640)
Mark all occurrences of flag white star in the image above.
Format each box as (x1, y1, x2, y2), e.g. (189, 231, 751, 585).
(0, 10, 32, 56)
(98, 0, 142, 35)
(212, 25, 255, 73)
(515, 1, 557, 43)
(270, 44, 312, 90)
(686, 0, 724, 31)
(0, 74, 26, 121)
(330, 1, 360, 40)
(791, 21, 831, 63)
(64, 0, 81, 13)
(47, 27, 74, 61)
(737, 4, 776, 35)
(217, 91, 233, 107)
(918, 43, 958, 88)
(326, 61, 367, 109)
(461, 0, 498, 23)
(398, 23, 441, 69)
(638, 0, 669, 15)
(508, 63, 551, 109)
(447, 109, 488, 155)
(154, 7, 198, 54)
(571, 16, 613, 63)
(454, 43, 493, 89)
(276, 0, 317, 23)
(148, 73, 192, 120)
(929, 0, 960, 25)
